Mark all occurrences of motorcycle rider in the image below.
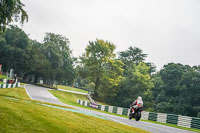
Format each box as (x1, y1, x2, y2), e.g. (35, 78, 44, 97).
(130, 96, 143, 114)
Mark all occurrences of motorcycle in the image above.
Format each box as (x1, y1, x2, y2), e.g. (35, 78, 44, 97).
(128, 106, 143, 121)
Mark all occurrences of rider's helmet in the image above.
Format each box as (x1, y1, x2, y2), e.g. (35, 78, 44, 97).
(137, 96, 142, 100)
(137, 96, 143, 106)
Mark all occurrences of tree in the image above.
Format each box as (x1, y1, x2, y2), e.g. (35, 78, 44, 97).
(0, 0, 28, 33)
(119, 46, 147, 66)
(0, 25, 29, 76)
(153, 63, 188, 113)
(115, 46, 154, 108)
(153, 63, 200, 117)
(24, 40, 51, 83)
(80, 39, 124, 101)
(42, 33, 75, 85)
(159, 63, 187, 96)
(118, 46, 155, 75)
(176, 66, 200, 117)
(115, 62, 154, 108)
(0, 26, 76, 86)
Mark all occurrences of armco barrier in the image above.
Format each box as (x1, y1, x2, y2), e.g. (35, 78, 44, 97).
(191, 117, 200, 129)
(148, 112, 157, 121)
(141, 111, 149, 120)
(122, 108, 129, 116)
(101, 105, 105, 111)
(104, 105, 109, 112)
(0, 82, 20, 88)
(113, 106, 118, 114)
(77, 99, 200, 129)
(157, 113, 167, 123)
(108, 106, 113, 113)
(117, 107, 123, 115)
(178, 115, 192, 128)
(167, 114, 178, 125)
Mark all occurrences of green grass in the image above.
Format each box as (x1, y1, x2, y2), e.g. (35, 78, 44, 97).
(51, 88, 109, 105)
(0, 74, 7, 84)
(0, 74, 7, 79)
(20, 82, 26, 85)
(0, 89, 148, 133)
(49, 90, 89, 106)
(142, 120, 200, 133)
(58, 85, 88, 93)
(0, 97, 149, 133)
(49, 90, 110, 108)
(0, 87, 30, 100)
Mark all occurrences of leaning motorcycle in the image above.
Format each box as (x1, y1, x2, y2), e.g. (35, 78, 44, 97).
(128, 106, 143, 121)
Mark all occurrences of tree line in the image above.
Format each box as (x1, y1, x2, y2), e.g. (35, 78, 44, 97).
(0, 0, 199, 118)
(0, 25, 75, 85)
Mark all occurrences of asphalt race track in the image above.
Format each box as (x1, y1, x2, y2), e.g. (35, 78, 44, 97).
(25, 84, 194, 133)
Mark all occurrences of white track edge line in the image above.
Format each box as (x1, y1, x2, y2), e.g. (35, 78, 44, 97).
(24, 84, 33, 100)
(107, 117, 132, 127)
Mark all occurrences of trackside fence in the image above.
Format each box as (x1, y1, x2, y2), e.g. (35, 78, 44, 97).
(77, 99, 200, 129)
(0, 82, 20, 88)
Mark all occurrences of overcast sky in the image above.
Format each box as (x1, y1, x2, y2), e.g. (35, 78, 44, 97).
(19, 0, 200, 70)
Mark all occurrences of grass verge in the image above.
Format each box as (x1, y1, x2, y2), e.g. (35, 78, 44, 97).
(0, 87, 30, 100)
(20, 82, 27, 85)
(0, 74, 7, 79)
(0, 89, 148, 133)
(58, 85, 88, 93)
(50, 89, 109, 105)
(49, 90, 89, 106)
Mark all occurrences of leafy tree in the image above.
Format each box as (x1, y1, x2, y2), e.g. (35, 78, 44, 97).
(153, 63, 188, 113)
(118, 46, 155, 75)
(24, 40, 51, 83)
(119, 46, 147, 65)
(115, 62, 154, 108)
(0, 0, 28, 33)
(0, 32, 6, 61)
(153, 63, 200, 117)
(42, 33, 75, 85)
(159, 63, 187, 96)
(0, 25, 29, 76)
(80, 39, 124, 101)
(115, 46, 154, 109)
(176, 66, 200, 117)
(0, 25, 76, 86)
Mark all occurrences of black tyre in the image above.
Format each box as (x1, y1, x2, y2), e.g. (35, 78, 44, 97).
(129, 113, 133, 120)
(135, 112, 141, 121)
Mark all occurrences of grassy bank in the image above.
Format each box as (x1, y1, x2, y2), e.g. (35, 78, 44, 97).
(58, 85, 88, 93)
(0, 74, 7, 84)
(0, 87, 30, 100)
(50, 90, 115, 111)
(49, 90, 89, 106)
(0, 89, 148, 133)
(0, 74, 7, 79)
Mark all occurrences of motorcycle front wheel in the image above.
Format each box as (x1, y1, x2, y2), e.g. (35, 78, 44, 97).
(135, 112, 141, 121)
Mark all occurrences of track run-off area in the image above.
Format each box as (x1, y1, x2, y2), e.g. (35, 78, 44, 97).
(25, 84, 195, 133)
